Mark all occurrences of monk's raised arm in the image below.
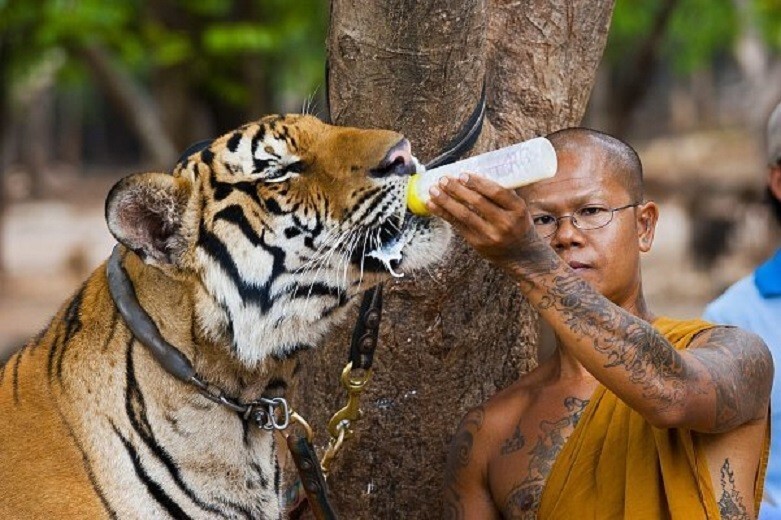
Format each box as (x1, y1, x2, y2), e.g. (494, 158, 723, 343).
(427, 173, 772, 434)
(507, 240, 772, 433)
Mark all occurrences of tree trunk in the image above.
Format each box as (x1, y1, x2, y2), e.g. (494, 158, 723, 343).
(76, 43, 177, 168)
(293, 1, 614, 517)
(606, 0, 678, 137)
(57, 88, 84, 169)
(20, 87, 53, 199)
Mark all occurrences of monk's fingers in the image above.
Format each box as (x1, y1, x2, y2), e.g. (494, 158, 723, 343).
(458, 173, 528, 212)
(427, 184, 494, 240)
(438, 175, 531, 243)
(436, 176, 509, 224)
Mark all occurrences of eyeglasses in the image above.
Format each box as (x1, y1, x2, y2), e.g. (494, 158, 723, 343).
(531, 203, 640, 238)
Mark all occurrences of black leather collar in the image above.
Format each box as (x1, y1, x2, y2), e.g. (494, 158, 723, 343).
(106, 245, 291, 430)
(106, 245, 197, 383)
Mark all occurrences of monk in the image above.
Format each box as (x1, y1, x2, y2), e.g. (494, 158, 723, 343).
(427, 128, 773, 519)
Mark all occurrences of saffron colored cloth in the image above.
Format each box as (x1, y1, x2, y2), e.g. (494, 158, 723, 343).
(538, 317, 770, 519)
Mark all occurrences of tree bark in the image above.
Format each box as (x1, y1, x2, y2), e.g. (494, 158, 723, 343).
(293, 1, 614, 517)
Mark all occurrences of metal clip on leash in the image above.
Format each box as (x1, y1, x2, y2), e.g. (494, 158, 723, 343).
(322, 283, 382, 474)
(321, 362, 372, 474)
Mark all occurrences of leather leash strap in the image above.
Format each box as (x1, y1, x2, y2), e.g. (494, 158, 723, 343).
(348, 284, 383, 370)
(287, 435, 339, 520)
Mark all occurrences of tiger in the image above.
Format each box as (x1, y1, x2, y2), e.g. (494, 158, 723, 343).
(0, 114, 451, 519)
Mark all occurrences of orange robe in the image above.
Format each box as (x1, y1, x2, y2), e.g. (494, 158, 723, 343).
(538, 317, 769, 519)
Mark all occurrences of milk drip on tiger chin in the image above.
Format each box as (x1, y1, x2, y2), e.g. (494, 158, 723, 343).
(406, 137, 558, 216)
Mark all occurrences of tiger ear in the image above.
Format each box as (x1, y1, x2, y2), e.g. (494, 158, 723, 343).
(105, 172, 192, 266)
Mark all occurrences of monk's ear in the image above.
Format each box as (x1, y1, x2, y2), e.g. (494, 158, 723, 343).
(105, 172, 191, 266)
(637, 201, 658, 253)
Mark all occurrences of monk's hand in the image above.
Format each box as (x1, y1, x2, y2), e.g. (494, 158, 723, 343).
(426, 173, 539, 266)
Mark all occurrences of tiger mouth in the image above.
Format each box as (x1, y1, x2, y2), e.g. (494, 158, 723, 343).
(354, 211, 418, 277)
(351, 157, 430, 277)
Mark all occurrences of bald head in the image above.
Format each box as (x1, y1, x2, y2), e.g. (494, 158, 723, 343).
(546, 128, 644, 202)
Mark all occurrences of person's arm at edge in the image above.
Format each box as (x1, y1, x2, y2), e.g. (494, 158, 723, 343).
(443, 406, 501, 520)
(428, 175, 773, 433)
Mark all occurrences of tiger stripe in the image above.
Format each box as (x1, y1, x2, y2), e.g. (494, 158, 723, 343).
(11, 347, 23, 404)
(124, 341, 226, 517)
(112, 421, 192, 519)
(52, 394, 119, 520)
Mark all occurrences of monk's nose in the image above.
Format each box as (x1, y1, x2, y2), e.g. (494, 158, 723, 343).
(551, 217, 585, 249)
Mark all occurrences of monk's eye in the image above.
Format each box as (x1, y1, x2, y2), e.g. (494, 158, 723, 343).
(576, 206, 608, 217)
(532, 214, 555, 226)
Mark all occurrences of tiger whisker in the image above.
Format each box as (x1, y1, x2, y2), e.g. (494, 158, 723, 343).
(281, 227, 350, 319)
(292, 224, 344, 276)
(306, 227, 354, 301)
(334, 228, 360, 297)
(340, 229, 362, 293)
(357, 228, 371, 288)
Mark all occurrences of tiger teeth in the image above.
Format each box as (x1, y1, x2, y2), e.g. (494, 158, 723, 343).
(367, 233, 409, 278)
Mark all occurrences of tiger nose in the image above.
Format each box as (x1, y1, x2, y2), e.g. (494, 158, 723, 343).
(370, 138, 415, 177)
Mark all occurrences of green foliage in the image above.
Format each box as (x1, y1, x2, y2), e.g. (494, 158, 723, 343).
(204, 23, 277, 53)
(664, 0, 737, 74)
(607, 0, 779, 74)
(756, 0, 781, 50)
(0, 0, 327, 110)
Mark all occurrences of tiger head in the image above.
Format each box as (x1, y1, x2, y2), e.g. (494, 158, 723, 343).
(105, 114, 451, 366)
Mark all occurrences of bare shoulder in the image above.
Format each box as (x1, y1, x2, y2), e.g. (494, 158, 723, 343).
(442, 374, 542, 520)
(686, 325, 773, 429)
(448, 378, 536, 463)
(687, 325, 772, 387)
(446, 366, 550, 473)
(451, 368, 549, 466)
(481, 370, 547, 434)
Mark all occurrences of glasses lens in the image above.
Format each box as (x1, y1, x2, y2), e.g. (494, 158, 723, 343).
(573, 206, 613, 230)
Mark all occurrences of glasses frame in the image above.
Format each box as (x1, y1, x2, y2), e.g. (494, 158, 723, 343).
(533, 203, 640, 239)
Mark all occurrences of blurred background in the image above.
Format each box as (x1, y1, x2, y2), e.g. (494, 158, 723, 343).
(0, 0, 780, 360)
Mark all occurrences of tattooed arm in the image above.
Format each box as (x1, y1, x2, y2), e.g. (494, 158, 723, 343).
(442, 407, 501, 520)
(428, 175, 773, 433)
(506, 240, 771, 432)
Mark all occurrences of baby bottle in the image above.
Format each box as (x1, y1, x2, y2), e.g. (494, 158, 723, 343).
(406, 137, 558, 216)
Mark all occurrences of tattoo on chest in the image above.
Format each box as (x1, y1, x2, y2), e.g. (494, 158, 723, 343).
(501, 423, 525, 456)
(717, 459, 750, 520)
(502, 397, 589, 519)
